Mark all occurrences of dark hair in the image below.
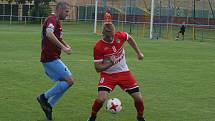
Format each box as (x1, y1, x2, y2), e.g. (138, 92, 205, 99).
(56, 1, 70, 10)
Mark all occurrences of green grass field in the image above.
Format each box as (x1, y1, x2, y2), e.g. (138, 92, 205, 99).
(0, 22, 215, 121)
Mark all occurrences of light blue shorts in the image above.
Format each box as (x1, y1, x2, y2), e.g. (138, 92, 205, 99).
(42, 59, 72, 82)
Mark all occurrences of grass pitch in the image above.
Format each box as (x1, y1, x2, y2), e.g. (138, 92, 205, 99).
(0, 22, 215, 121)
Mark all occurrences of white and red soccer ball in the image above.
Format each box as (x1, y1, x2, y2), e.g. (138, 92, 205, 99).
(106, 98, 122, 113)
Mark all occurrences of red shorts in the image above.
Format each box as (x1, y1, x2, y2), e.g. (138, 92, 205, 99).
(98, 71, 139, 92)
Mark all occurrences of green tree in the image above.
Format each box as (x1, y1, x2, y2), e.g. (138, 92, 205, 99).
(30, 0, 55, 22)
(31, 0, 55, 17)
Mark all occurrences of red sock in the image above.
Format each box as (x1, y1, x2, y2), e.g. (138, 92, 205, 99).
(91, 99, 103, 117)
(135, 100, 144, 117)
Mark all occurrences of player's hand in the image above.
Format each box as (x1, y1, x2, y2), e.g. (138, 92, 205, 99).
(102, 56, 116, 66)
(137, 52, 144, 60)
(103, 56, 115, 65)
(62, 47, 72, 55)
(110, 55, 117, 64)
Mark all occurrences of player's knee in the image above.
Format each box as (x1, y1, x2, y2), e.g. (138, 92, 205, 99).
(64, 77, 74, 86)
(96, 97, 106, 103)
(136, 96, 143, 102)
(131, 92, 143, 102)
(134, 96, 143, 103)
(96, 94, 108, 103)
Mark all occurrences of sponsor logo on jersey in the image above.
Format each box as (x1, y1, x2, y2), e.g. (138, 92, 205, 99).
(116, 38, 121, 43)
(112, 46, 117, 52)
(114, 53, 124, 64)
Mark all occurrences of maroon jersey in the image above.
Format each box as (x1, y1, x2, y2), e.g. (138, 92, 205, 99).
(40, 14, 63, 62)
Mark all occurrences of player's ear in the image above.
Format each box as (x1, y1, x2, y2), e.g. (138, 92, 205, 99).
(102, 32, 106, 38)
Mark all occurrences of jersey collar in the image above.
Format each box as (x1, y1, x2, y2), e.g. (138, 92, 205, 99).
(102, 39, 114, 44)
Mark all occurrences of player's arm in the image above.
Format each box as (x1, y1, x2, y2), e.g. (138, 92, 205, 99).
(61, 39, 71, 48)
(94, 57, 115, 72)
(46, 31, 72, 54)
(127, 35, 144, 60)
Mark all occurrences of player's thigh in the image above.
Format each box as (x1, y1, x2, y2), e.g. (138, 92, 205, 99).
(42, 62, 60, 82)
(182, 31, 185, 35)
(98, 73, 117, 92)
(43, 59, 72, 81)
(118, 72, 139, 92)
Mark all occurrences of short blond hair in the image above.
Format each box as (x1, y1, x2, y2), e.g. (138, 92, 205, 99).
(102, 23, 115, 35)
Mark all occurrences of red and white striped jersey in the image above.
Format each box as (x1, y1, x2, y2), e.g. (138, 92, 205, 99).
(94, 32, 130, 74)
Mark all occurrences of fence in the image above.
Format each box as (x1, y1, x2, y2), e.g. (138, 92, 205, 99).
(1, 0, 215, 41)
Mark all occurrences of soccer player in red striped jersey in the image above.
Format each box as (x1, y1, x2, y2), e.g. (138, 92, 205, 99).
(87, 23, 146, 121)
(37, 2, 74, 120)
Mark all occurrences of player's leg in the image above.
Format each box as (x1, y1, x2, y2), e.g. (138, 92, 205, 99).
(48, 65, 74, 107)
(46, 77, 74, 108)
(118, 72, 145, 121)
(37, 93, 53, 120)
(88, 74, 115, 121)
(39, 79, 73, 120)
(182, 31, 185, 40)
(47, 78, 73, 107)
(126, 87, 145, 121)
(130, 91, 145, 121)
(37, 62, 58, 120)
(44, 59, 74, 106)
(37, 59, 73, 120)
(176, 31, 180, 39)
(88, 90, 109, 121)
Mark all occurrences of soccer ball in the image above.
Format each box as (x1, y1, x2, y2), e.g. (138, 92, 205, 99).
(106, 98, 122, 113)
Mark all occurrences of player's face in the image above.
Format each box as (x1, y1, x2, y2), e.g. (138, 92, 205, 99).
(103, 31, 114, 42)
(59, 7, 69, 20)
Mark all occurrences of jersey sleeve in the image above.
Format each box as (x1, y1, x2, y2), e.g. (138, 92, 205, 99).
(94, 45, 103, 62)
(118, 32, 129, 42)
(46, 17, 57, 33)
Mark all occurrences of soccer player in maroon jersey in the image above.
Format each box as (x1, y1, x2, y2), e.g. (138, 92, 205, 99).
(36, 2, 74, 120)
(87, 23, 146, 121)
